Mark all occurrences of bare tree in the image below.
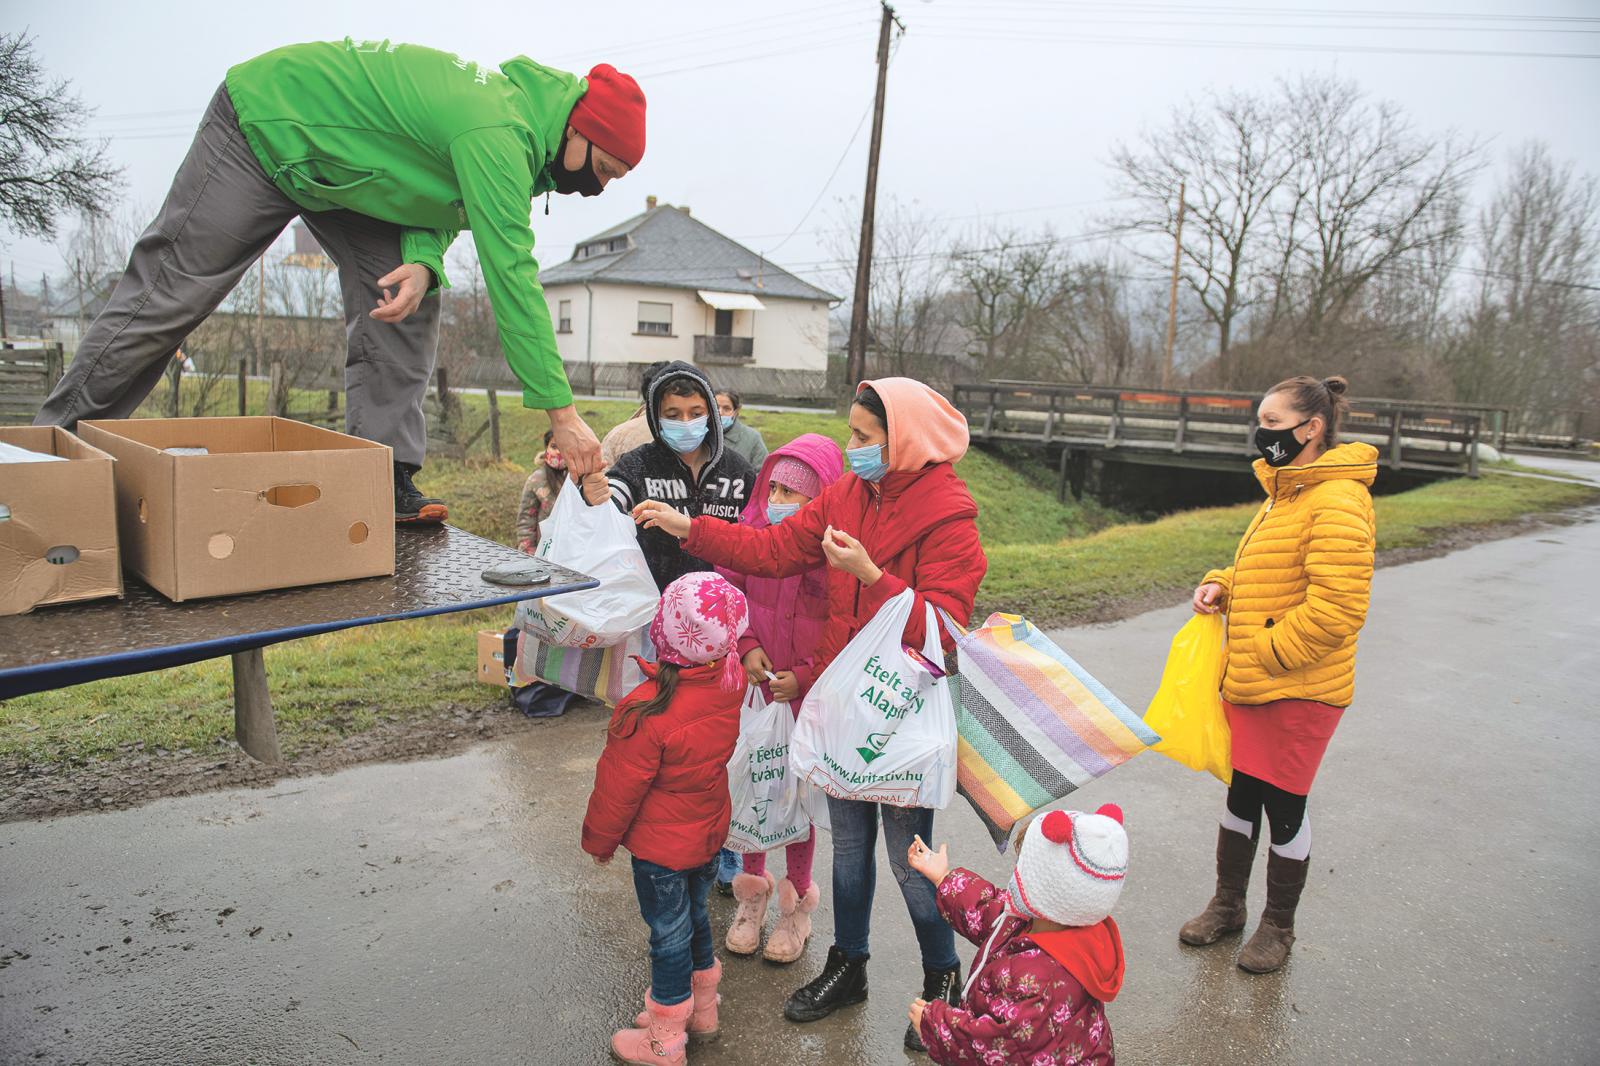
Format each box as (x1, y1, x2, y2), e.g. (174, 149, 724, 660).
(950, 225, 1071, 378)
(1040, 257, 1152, 385)
(1446, 142, 1600, 431)
(0, 31, 123, 239)
(1264, 74, 1478, 355)
(1109, 88, 1296, 384)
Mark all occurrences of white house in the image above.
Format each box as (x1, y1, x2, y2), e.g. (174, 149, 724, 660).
(539, 199, 838, 384)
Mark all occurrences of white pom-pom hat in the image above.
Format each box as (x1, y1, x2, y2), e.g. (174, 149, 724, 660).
(1007, 804, 1129, 928)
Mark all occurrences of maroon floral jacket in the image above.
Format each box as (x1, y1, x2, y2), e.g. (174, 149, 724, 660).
(920, 868, 1115, 1066)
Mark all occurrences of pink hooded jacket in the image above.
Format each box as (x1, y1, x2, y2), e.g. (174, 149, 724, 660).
(718, 434, 844, 705)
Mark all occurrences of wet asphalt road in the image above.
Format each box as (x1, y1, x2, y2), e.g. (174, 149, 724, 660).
(4, 510, 1599, 1065)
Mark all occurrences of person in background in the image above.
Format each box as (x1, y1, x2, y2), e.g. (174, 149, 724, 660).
(583, 361, 753, 591)
(715, 389, 767, 471)
(1183, 375, 1376, 974)
(634, 378, 986, 1053)
(905, 807, 1127, 1064)
(581, 572, 750, 1066)
(515, 429, 566, 555)
(718, 433, 844, 962)
(602, 360, 669, 467)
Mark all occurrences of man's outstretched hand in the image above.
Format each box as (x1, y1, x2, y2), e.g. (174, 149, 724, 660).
(549, 406, 602, 476)
(371, 263, 430, 323)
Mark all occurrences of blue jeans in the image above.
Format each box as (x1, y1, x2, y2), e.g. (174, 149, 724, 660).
(716, 847, 741, 884)
(826, 796, 959, 971)
(630, 857, 718, 1006)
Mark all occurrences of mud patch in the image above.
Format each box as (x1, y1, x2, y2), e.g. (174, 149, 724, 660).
(0, 699, 598, 823)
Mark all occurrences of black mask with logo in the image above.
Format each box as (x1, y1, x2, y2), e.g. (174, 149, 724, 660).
(1254, 419, 1312, 467)
(551, 136, 604, 197)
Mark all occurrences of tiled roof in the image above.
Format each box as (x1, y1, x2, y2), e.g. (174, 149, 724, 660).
(539, 204, 839, 303)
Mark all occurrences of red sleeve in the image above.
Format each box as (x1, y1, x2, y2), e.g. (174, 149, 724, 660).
(685, 490, 829, 579)
(921, 993, 1051, 1062)
(935, 867, 1012, 946)
(857, 515, 986, 656)
(580, 713, 663, 860)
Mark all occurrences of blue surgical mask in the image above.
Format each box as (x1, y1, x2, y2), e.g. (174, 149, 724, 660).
(847, 442, 888, 482)
(660, 415, 709, 454)
(720, 414, 735, 431)
(766, 502, 801, 525)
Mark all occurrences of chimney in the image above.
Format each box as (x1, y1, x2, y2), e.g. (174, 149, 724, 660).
(646, 195, 657, 210)
(678, 205, 691, 217)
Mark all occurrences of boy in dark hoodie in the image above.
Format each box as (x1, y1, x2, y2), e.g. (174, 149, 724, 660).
(583, 361, 754, 591)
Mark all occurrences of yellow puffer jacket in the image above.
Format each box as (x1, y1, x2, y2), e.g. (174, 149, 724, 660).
(1204, 442, 1378, 707)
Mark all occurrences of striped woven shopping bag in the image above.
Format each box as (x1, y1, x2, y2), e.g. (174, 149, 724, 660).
(940, 611, 1160, 851)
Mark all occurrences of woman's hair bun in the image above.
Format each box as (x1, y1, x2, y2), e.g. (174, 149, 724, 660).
(1322, 376, 1349, 397)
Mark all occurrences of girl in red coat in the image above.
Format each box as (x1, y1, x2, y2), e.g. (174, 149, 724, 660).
(581, 571, 750, 1066)
(717, 433, 844, 964)
(634, 378, 988, 1052)
(905, 806, 1129, 1065)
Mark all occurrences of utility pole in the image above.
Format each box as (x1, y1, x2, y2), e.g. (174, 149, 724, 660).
(843, 1, 903, 399)
(0, 270, 8, 340)
(256, 255, 266, 378)
(1162, 180, 1186, 390)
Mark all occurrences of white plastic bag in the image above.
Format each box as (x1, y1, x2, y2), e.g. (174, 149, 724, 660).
(518, 486, 659, 648)
(724, 686, 812, 853)
(790, 589, 958, 809)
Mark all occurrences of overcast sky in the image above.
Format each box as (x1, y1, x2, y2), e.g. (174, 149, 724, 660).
(4, 0, 1598, 299)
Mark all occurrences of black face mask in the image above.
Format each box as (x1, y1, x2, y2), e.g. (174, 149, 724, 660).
(550, 137, 604, 197)
(1254, 419, 1312, 467)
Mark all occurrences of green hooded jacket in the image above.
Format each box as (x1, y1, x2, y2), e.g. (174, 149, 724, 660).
(225, 38, 584, 410)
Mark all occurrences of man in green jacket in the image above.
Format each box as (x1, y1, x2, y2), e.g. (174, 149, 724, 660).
(35, 38, 645, 523)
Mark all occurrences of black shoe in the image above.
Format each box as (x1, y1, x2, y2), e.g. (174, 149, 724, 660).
(904, 962, 961, 1052)
(395, 463, 447, 525)
(783, 945, 868, 1023)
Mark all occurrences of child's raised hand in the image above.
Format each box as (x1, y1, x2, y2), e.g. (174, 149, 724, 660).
(633, 500, 692, 539)
(907, 834, 950, 886)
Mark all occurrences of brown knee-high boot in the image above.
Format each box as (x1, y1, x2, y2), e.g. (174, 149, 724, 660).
(1179, 827, 1256, 946)
(1237, 850, 1309, 973)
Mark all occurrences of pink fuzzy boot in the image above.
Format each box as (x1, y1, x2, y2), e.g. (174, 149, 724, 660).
(724, 871, 774, 956)
(762, 879, 820, 964)
(635, 959, 721, 1043)
(612, 992, 692, 1065)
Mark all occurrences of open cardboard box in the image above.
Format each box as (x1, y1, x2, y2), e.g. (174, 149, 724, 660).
(77, 417, 395, 602)
(0, 426, 124, 616)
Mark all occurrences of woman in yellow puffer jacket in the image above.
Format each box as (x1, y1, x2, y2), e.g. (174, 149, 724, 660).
(1180, 375, 1376, 975)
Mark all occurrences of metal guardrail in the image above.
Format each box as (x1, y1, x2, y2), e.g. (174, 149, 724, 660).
(955, 382, 1483, 477)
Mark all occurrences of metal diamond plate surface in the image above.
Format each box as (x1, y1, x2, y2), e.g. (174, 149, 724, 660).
(0, 525, 596, 697)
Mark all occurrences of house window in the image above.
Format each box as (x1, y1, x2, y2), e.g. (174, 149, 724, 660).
(557, 299, 572, 333)
(637, 301, 673, 336)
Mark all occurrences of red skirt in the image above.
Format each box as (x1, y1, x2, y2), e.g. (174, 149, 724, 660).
(1225, 699, 1344, 795)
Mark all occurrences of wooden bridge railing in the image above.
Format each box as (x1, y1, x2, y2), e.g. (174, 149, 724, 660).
(955, 382, 1483, 477)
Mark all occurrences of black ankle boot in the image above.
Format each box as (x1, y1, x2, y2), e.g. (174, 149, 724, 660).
(783, 945, 868, 1023)
(905, 962, 961, 1052)
(394, 462, 447, 524)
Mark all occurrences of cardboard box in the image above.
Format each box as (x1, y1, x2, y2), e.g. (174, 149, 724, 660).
(476, 629, 509, 686)
(0, 426, 124, 616)
(77, 417, 395, 602)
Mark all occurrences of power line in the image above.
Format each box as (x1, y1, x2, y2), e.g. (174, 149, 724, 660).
(913, 27, 1600, 60)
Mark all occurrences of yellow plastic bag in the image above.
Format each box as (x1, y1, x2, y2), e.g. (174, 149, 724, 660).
(1144, 613, 1232, 784)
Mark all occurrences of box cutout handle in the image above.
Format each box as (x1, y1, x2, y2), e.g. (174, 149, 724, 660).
(262, 484, 321, 508)
(0, 503, 10, 522)
(45, 545, 80, 565)
(137, 498, 149, 524)
(208, 533, 235, 559)
(348, 521, 369, 544)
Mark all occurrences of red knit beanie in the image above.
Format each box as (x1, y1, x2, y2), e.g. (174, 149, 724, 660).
(568, 64, 646, 168)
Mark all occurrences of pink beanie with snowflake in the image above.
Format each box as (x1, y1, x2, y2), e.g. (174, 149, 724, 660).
(648, 571, 749, 689)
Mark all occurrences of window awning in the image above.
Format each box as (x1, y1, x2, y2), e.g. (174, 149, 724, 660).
(697, 290, 766, 312)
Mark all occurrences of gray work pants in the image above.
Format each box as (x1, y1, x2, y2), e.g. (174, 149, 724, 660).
(34, 84, 442, 467)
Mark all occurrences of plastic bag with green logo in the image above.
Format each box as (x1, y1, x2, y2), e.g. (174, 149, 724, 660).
(724, 685, 812, 853)
(789, 588, 958, 809)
